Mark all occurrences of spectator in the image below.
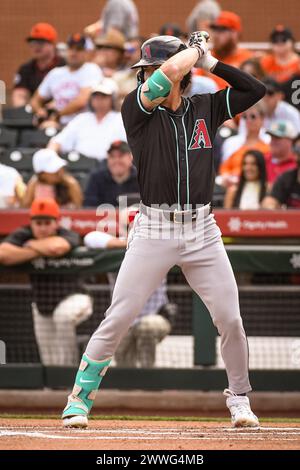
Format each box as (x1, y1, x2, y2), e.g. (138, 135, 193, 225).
(194, 11, 253, 89)
(264, 121, 298, 185)
(261, 78, 300, 132)
(0, 198, 92, 366)
(262, 135, 300, 209)
(188, 74, 218, 96)
(31, 34, 103, 128)
(113, 36, 146, 105)
(22, 149, 83, 208)
(240, 58, 266, 81)
(84, 0, 139, 40)
(224, 150, 267, 209)
(186, 0, 221, 35)
(84, 141, 139, 207)
(222, 101, 270, 161)
(0, 164, 26, 208)
(260, 26, 300, 84)
(94, 28, 126, 76)
(48, 79, 126, 160)
(11, 23, 65, 107)
(220, 102, 270, 184)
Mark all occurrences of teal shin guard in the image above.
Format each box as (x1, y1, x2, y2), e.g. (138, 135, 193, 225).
(62, 354, 111, 418)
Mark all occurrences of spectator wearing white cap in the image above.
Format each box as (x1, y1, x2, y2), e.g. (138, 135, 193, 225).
(31, 34, 103, 128)
(48, 79, 126, 161)
(264, 121, 298, 186)
(22, 149, 82, 208)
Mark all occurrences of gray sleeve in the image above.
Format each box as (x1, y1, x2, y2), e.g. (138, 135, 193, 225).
(101, 0, 127, 30)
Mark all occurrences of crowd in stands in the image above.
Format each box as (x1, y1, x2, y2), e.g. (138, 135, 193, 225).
(1, 0, 300, 212)
(1, 0, 300, 367)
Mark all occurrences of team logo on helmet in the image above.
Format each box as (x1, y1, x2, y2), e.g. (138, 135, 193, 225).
(143, 45, 152, 58)
(188, 119, 212, 150)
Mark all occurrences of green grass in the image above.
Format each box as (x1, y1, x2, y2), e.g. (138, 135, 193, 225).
(1, 414, 300, 423)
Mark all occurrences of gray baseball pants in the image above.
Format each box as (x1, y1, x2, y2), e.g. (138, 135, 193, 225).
(86, 203, 251, 394)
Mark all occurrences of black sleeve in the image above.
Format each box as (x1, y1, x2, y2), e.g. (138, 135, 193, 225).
(121, 86, 154, 142)
(56, 228, 80, 248)
(211, 61, 266, 120)
(3, 226, 32, 246)
(83, 172, 102, 207)
(13, 63, 31, 90)
(270, 172, 293, 204)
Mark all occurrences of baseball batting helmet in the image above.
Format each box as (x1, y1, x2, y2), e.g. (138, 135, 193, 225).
(131, 35, 187, 69)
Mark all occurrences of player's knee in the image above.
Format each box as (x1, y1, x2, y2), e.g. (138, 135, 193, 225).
(214, 315, 244, 336)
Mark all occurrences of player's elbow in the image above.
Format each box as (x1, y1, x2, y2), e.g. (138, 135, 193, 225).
(255, 81, 266, 100)
(161, 63, 181, 83)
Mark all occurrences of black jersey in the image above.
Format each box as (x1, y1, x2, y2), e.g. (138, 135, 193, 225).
(121, 61, 266, 209)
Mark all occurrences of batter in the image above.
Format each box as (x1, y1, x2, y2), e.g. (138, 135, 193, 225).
(62, 32, 266, 429)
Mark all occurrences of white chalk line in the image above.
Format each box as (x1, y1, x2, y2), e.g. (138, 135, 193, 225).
(0, 427, 300, 442)
(0, 431, 299, 442)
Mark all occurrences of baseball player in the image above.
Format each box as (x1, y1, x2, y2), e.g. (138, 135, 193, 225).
(62, 32, 266, 428)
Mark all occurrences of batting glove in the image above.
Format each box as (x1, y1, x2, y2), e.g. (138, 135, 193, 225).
(188, 31, 210, 59)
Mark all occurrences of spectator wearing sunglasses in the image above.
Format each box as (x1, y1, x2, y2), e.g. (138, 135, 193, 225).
(260, 26, 300, 84)
(219, 102, 270, 185)
(11, 23, 65, 107)
(224, 150, 267, 209)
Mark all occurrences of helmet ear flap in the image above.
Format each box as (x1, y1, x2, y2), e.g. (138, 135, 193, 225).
(137, 69, 145, 87)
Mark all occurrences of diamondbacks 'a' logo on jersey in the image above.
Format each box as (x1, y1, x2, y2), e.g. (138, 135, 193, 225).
(188, 119, 212, 150)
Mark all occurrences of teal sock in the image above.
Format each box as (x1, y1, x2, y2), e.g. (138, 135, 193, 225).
(63, 354, 111, 417)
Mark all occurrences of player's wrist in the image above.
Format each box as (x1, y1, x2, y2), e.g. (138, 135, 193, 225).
(197, 52, 218, 72)
(189, 44, 205, 60)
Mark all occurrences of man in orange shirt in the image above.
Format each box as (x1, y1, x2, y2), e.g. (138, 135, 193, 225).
(260, 26, 300, 84)
(194, 11, 253, 89)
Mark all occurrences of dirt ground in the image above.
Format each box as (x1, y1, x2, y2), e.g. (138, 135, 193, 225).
(0, 418, 300, 450)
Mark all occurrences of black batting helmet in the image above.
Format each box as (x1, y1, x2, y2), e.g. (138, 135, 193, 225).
(131, 35, 187, 69)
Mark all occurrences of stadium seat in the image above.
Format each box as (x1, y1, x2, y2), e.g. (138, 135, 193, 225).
(0, 147, 35, 182)
(2, 105, 34, 129)
(19, 128, 58, 148)
(61, 152, 100, 171)
(61, 152, 101, 190)
(0, 127, 18, 148)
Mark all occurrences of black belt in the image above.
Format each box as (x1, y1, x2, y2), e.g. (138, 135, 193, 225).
(169, 210, 198, 223)
(140, 203, 211, 224)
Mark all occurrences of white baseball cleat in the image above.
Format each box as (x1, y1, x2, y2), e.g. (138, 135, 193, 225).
(224, 389, 260, 428)
(62, 415, 88, 429)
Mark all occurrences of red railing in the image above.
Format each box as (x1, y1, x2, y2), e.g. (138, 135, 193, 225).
(1, 209, 300, 237)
